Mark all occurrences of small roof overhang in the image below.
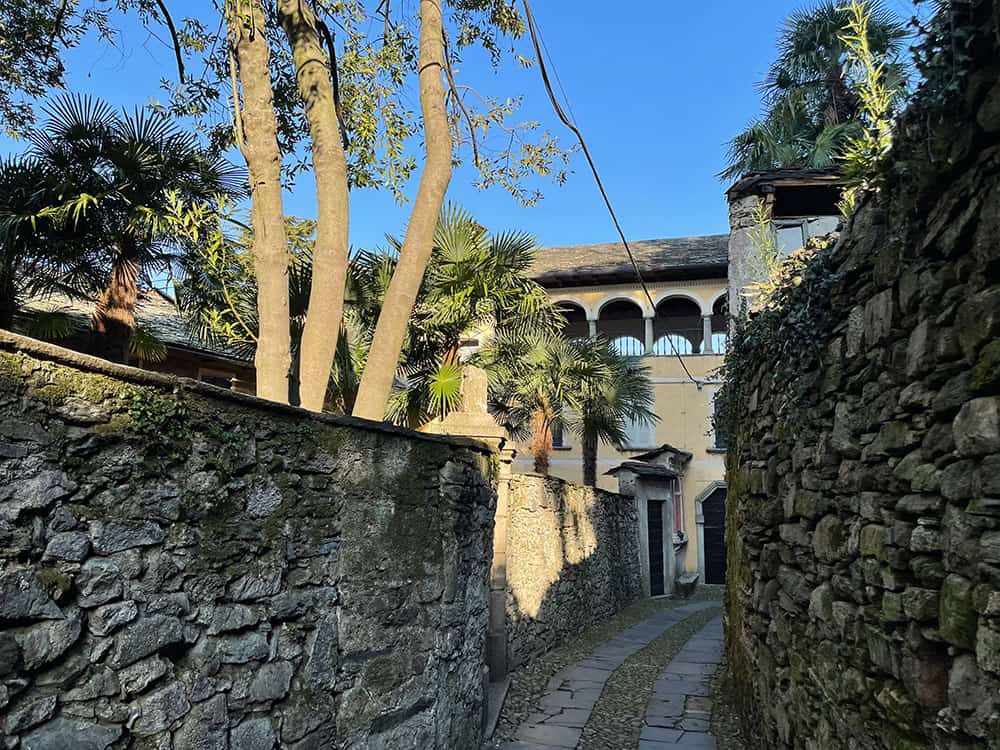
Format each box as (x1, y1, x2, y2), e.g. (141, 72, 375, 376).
(605, 460, 678, 479)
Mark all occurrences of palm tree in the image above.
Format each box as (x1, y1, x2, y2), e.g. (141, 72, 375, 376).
(572, 345, 657, 487)
(720, 0, 909, 181)
(344, 205, 563, 425)
(480, 332, 603, 475)
(25, 95, 245, 362)
(481, 332, 656, 483)
(0, 155, 103, 331)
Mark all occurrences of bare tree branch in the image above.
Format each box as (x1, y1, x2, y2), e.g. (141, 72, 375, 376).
(315, 18, 350, 150)
(228, 44, 249, 160)
(442, 30, 479, 168)
(42, 0, 71, 66)
(152, 0, 186, 82)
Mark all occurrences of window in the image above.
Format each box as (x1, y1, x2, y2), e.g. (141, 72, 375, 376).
(198, 368, 235, 390)
(775, 222, 807, 256)
(710, 390, 728, 450)
(710, 296, 728, 354)
(653, 297, 703, 355)
(672, 478, 684, 534)
(774, 216, 841, 257)
(623, 415, 651, 448)
(551, 421, 564, 449)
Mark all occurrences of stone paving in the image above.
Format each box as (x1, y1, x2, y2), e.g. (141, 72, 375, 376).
(497, 601, 720, 750)
(639, 616, 723, 749)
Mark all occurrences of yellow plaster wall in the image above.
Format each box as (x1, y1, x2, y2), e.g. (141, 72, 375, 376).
(511, 278, 728, 575)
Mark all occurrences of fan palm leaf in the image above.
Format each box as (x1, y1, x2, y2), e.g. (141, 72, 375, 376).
(721, 0, 909, 181)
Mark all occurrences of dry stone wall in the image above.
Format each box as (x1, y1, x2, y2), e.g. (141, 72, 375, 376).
(505, 474, 642, 670)
(0, 333, 496, 749)
(725, 13, 1000, 747)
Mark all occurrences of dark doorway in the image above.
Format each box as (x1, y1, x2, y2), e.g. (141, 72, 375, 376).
(648, 500, 665, 596)
(703, 488, 727, 584)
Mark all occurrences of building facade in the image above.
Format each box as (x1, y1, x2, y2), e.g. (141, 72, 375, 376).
(520, 235, 730, 582)
(520, 170, 844, 584)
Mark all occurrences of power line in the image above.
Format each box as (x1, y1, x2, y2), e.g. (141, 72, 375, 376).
(520, 0, 704, 387)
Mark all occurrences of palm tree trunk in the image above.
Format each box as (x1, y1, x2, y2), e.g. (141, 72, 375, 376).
(91, 240, 139, 363)
(0, 277, 16, 331)
(582, 431, 598, 487)
(232, 0, 292, 404)
(351, 0, 452, 421)
(278, 0, 350, 413)
(531, 406, 552, 475)
(825, 64, 859, 124)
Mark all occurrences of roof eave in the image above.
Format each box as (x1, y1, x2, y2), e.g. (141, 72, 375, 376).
(534, 264, 729, 289)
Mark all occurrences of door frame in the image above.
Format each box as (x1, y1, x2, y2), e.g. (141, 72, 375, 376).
(694, 480, 727, 583)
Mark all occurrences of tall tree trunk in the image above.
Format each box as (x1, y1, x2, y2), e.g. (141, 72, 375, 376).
(531, 406, 552, 475)
(91, 240, 139, 363)
(278, 0, 350, 413)
(351, 0, 452, 421)
(231, 0, 292, 404)
(582, 430, 598, 487)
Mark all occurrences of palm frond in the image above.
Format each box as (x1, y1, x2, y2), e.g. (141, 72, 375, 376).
(129, 325, 168, 363)
(26, 309, 81, 341)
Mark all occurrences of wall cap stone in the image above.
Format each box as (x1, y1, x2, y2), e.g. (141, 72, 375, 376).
(0, 330, 494, 456)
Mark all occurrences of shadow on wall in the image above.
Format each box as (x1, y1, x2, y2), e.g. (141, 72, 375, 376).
(0, 332, 496, 750)
(504, 473, 644, 670)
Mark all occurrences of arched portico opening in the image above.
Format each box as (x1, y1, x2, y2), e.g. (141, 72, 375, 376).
(710, 295, 728, 354)
(556, 301, 589, 341)
(652, 297, 703, 355)
(598, 299, 645, 357)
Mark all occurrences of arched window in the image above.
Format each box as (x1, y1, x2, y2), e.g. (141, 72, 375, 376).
(653, 297, 702, 355)
(710, 295, 728, 354)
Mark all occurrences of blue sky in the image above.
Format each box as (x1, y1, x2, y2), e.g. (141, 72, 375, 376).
(1, 1, 916, 251)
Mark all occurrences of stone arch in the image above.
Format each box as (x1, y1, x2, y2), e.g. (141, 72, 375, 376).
(596, 294, 653, 319)
(551, 296, 594, 320)
(554, 300, 590, 340)
(653, 289, 708, 316)
(653, 296, 704, 355)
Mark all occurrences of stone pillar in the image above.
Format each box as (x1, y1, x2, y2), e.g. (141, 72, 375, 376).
(702, 314, 713, 354)
(588, 318, 598, 338)
(418, 366, 514, 683)
(488, 452, 513, 681)
(644, 316, 654, 355)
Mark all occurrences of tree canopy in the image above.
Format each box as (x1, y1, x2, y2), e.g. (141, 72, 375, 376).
(720, 0, 910, 182)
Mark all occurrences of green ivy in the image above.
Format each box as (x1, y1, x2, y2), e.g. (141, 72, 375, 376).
(126, 389, 188, 439)
(714, 238, 841, 446)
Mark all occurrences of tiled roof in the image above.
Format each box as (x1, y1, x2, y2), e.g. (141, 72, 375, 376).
(529, 234, 729, 288)
(605, 460, 678, 479)
(627, 443, 694, 463)
(21, 290, 250, 363)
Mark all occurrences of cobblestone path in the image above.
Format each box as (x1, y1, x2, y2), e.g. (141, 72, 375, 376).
(639, 616, 723, 749)
(496, 601, 724, 750)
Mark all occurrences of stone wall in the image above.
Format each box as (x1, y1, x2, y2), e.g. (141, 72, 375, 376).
(724, 11, 1000, 747)
(504, 474, 642, 670)
(0, 332, 496, 749)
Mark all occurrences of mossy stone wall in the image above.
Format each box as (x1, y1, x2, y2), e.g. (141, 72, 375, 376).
(505, 474, 642, 670)
(724, 7, 1000, 745)
(0, 333, 496, 749)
